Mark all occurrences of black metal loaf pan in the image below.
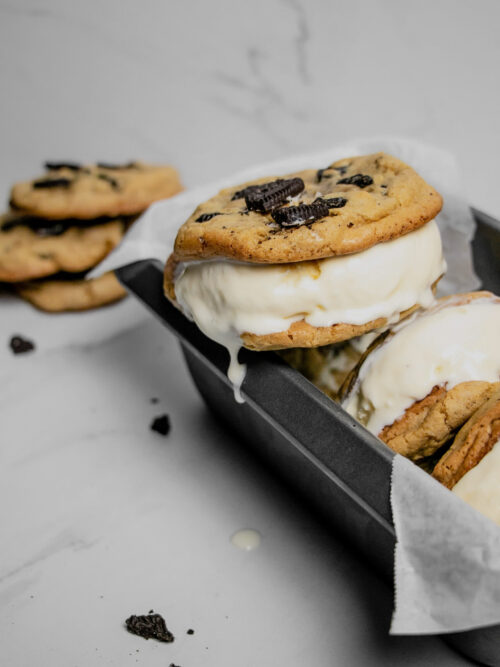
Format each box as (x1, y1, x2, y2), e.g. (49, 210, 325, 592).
(116, 208, 500, 666)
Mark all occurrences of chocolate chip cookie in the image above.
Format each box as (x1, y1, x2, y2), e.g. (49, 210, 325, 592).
(171, 152, 442, 265)
(10, 161, 182, 220)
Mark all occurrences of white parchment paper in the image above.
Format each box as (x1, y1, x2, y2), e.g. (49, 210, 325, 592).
(391, 455, 500, 634)
(92, 138, 499, 636)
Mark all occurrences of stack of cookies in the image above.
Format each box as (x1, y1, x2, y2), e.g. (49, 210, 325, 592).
(1, 161, 182, 311)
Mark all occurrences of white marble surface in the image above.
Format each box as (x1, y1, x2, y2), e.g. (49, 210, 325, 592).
(2, 1, 499, 664)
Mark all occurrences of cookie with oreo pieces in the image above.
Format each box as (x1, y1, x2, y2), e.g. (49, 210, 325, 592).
(10, 161, 182, 220)
(172, 152, 442, 265)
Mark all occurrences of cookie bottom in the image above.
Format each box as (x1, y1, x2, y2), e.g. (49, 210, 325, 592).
(378, 381, 500, 461)
(432, 386, 500, 488)
(17, 271, 126, 312)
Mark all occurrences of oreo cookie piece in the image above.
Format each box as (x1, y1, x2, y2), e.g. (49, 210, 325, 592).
(233, 178, 305, 213)
(195, 212, 222, 223)
(317, 197, 347, 209)
(125, 613, 174, 643)
(337, 173, 373, 188)
(271, 200, 330, 228)
(44, 162, 82, 171)
(97, 161, 138, 170)
(150, 414, 170, 436)
(33, 178, 73, 189)
(9, 334, 35, 354)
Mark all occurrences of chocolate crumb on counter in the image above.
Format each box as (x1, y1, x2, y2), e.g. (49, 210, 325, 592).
(125, 613, 174, 642)
(150, 414, 171, 436)
(187, 628, 195, 635)
(9, 335, 35, 355)
(150, 397, 159, 405)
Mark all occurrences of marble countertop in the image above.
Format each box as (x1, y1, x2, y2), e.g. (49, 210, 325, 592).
(2, 1, 499, 664)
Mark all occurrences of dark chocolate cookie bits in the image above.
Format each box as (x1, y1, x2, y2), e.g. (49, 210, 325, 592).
(195, 212, 222, 223)
(125, 613, 174, 642)
(337, 173, 373, 188)
(150, 414, 170, 436)
(271, 200, 330, 228)
(233, 178, 305, 213)
(9, 335, 35, 354)
(33, 177, 73, 189)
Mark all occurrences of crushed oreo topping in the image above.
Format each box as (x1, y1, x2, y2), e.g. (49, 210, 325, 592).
(271, 200, 329, 228)
(317, 196, 347, 209)
(9, 335, 35, 355)
(150, 414, 170, 436)
(125, 613, 174, 643)
(97, 162, 137, 170)
(97, 173, 119, 189)
(195, 212, 222, 223)
(44, 161, 82, 171)
(33, 177, 72, 189)
(232, 178, 305, 213)
(337, 173, 373, 188)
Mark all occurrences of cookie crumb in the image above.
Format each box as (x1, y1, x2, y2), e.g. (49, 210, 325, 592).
(9, 335, 35, 355)
(125, 613, 174, 643)
(150, 414, 170, 436)
(187, 628, 194, 635)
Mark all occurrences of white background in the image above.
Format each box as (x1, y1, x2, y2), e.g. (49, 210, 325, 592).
(1, 1, 499, 665)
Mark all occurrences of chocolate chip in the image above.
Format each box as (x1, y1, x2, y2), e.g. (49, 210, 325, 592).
(33, 177, 72, 189)
(150, 414, 170, 436)
(271, 200, 329, 227)
(97, 162, 137, 170)
(316, 168, 332, 183)
(232, 178, 305, 213)
(9, 335, 35, 355)
(195, 212, 221, 223)
(125, 613, 174, 643)
(317, 196, 347, 209)
(97, 173, 119, 189)
(347, 222, 354, 228)
(337, 173, 373, 188)
(333, 165, 350, 176)
(44, 161, 82, 171)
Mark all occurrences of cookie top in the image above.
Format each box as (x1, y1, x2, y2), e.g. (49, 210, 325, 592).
(432, 386, 500, 488)
(173, 152, 442, 263)
(10, 161, 183, 220)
